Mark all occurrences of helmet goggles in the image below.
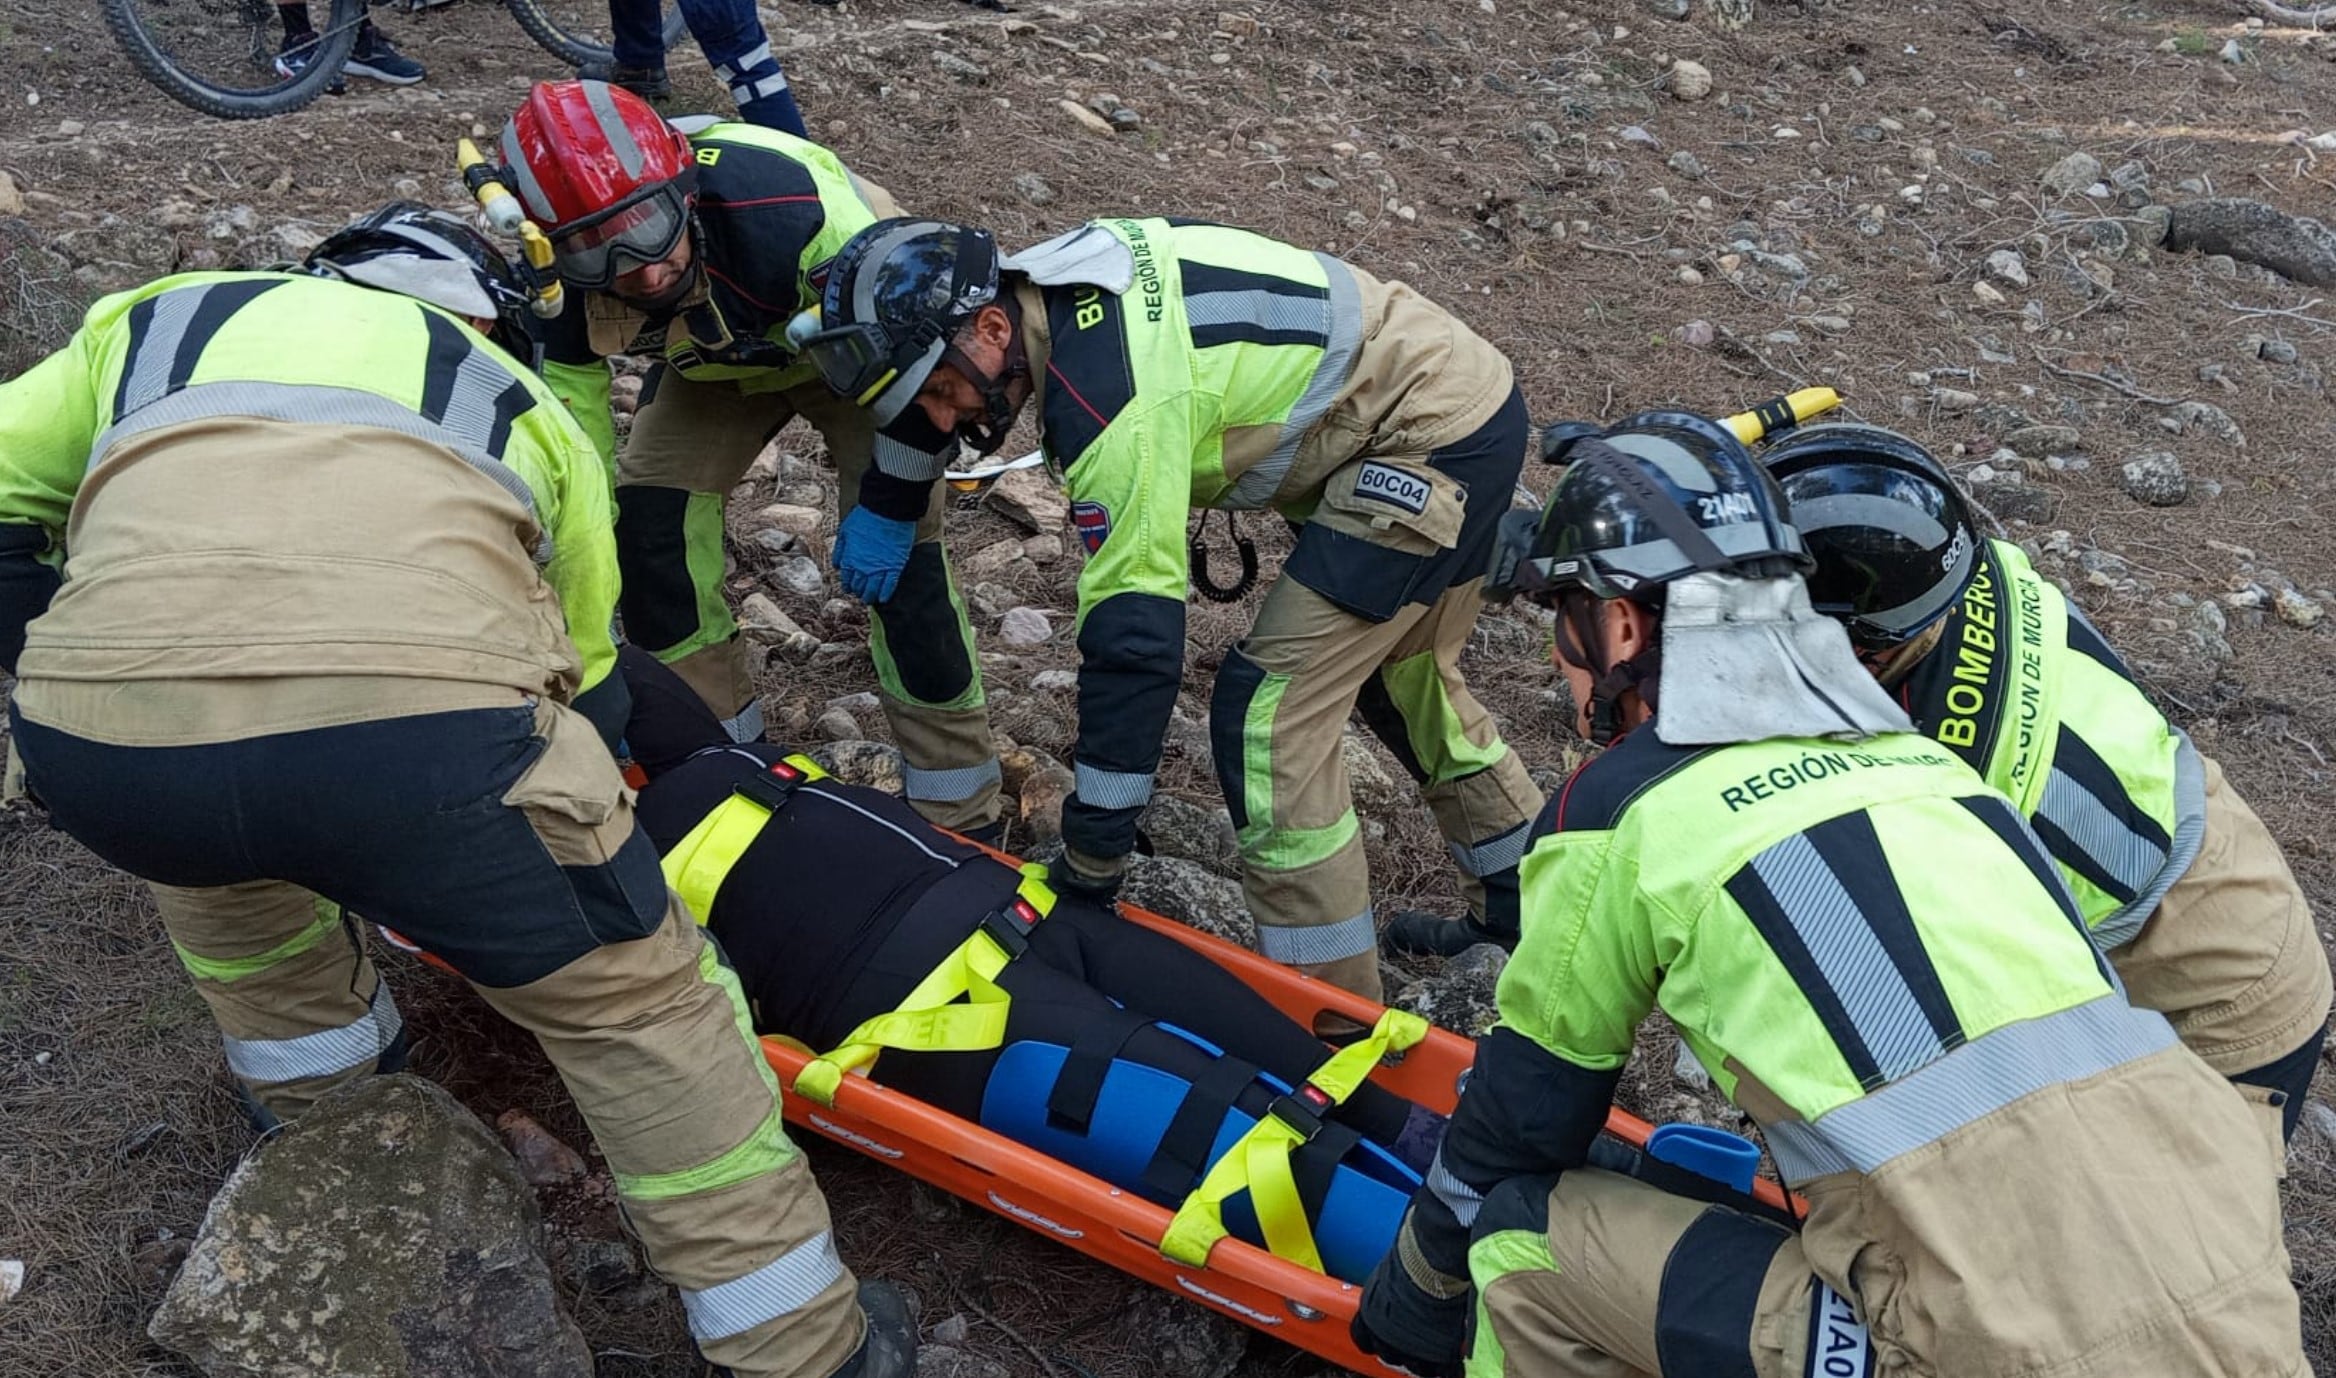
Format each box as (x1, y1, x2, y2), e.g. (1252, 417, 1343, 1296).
(796, 317, 932, 409)
(546, 171, 696, 290)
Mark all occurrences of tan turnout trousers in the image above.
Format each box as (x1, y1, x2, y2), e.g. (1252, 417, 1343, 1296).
(18, 690, 863, 1378)
(2116, 755, 2333, 1080)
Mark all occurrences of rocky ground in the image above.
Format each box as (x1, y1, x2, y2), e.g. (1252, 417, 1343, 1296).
(5, 0, 2336, 1373)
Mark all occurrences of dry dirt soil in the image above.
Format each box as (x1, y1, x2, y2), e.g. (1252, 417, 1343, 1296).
(5, 0, 2336, 1374)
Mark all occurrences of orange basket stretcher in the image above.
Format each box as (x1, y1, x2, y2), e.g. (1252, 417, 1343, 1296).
(760, 891, 1798, 1374)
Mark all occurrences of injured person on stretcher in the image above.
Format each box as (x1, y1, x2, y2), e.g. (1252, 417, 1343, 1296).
(617, 649, 1447, 1284)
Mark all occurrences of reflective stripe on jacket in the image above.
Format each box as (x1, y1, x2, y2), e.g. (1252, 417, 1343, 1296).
(1902, 538, 2206, 947)
(0, 270, 618, 727)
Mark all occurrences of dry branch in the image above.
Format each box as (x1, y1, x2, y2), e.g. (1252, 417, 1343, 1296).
(2237, 0, 2336, 27)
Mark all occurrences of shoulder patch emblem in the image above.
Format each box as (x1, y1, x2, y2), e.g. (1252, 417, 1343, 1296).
(1353, 462, 1432, 516)
(1071, 501, 1112, 554)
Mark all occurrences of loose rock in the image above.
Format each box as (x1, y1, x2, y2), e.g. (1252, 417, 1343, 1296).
(815, 708, 862, 742)
(2169, 400, 2246, 448)
(1000, 607, 1053, 645)
(772, 556, 826, 597)
(756, 503, 825, 538)
(2041, 151, 2102, 196)
(1011, 172, 1057, 207)
(2120, 451, 2188, 506)
(932, 50, 991, 80)
(985, 466, 1070, 532)
(1666, 150, 1706, 180)
(149, 1077, 592, 1378)
(1059, 98, 1115, 135)
(1016, 761, 1078, 844)
(495, 1110, 588, 1187)
(1984, 249, 2031, 288)
(2276, 589, 2325, 629)
(1666, 59, 1713, 101)
(2006, 425, 2082, 454)
(811, 740, 906, 792)
(963, 537, 1028, 578)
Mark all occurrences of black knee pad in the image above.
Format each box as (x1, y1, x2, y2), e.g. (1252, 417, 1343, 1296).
(1477, 866, 1521, 942)
(873, 542, 975, 705)
(1472, 1172, 1558, 1243)
(1353, 671, 1430, 785)
(1208, 644, 1269, 832)
(614, 485, 699, 653)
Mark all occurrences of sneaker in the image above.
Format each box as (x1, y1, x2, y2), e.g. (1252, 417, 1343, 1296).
(273, 32, 346, 95)
(576, 59, 671, 101)
(344, 21, 426, 85)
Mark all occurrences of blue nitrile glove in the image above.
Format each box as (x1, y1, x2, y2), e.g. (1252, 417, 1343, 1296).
(834, 505, 916, 604)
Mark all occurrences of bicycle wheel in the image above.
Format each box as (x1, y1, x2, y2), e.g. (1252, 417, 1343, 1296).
(103, 0, 363, 119)
(505, 0, 688, 71)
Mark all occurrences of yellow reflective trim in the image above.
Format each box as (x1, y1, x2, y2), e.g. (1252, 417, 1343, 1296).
(174, 899, 342, 984)
(702, 935, 783, 1097)
(1160, 1008, 1429, 1270)
(660, 793, 777, 925)
(1464, 1229, 1559, 1378)
(793, 863, 1058, 1106)
(614, 1101, 795, 1202)
(854, 368, 900, 407)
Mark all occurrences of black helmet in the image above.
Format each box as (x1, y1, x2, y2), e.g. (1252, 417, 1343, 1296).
(1761, 423, 1977, 650)
(1492, 410, 1808, 607)
(305, 202, 543, 367)
(794, 217, 1006, 439)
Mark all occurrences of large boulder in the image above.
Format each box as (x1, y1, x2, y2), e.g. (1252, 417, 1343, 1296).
(1139, 794, 1240, 876)
(1390, 942, 1507, 1038)
(810, 739, 907, 794)
(150, 1075, 591, 1378)
(1120, 854, 1255, 949)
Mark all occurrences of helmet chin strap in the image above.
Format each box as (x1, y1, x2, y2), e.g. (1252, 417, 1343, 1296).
(1555, 595, 1659, 747)
(943, 338, 1027, 456)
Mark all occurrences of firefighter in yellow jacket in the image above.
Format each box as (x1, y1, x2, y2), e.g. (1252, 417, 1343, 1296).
(0, 207, 909, 1378)
(1763, 422, 2332, 1141)
(1350, 412, 2305, 1377)
(796, 217, 1544, 1000)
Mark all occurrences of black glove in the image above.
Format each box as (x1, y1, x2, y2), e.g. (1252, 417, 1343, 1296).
(1046, 850, 1124, 906)
(1351, 1249, 1469, 1378)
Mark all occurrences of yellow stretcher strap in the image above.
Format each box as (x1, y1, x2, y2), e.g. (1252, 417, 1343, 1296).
(793, 864, 1057, 1107)
(1723, 386, 1841, 445)
(1160, 1007, 1430, 1274)
(658, 754, 829, 924)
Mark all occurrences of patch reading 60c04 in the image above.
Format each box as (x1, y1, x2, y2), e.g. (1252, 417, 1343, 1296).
(1720, 747, 1955, 813)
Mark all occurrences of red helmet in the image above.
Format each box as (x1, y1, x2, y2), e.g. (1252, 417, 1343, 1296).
(499, 79, 697, 290)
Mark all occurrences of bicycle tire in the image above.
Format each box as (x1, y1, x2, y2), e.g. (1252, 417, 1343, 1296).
(103, 0, 363, 120)
(505, 0, 688, 71)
